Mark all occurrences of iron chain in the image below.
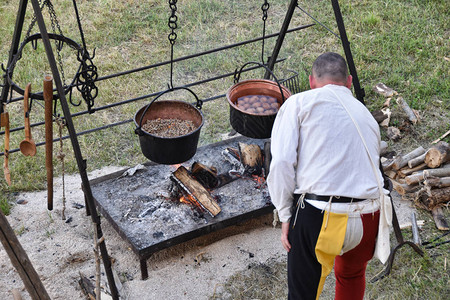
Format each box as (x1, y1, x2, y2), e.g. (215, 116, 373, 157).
(47, 0, 67, 86)
(168, 0, 178, 45)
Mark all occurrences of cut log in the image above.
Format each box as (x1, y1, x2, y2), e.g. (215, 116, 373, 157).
(431, 206, 449, 230)
(238, 143, 263, 176)
(371, 108, 390, 124)
(391, 179, 419, 195)
(387, 126, 401, 141)
(411, 212, 421, 245)
(396, 96, 418, 124)
(191, 161, 240, 189)
(191, 162, 219, 189)
(397, 163, 427, 178)
(405, 168, 450, 185)
(424, 141, 450, 168)
(384, 170, 397, 180)
(171, 166, 221, 217)
(424, 176, 450, 189)
(373, 83, 397, 97)
(382, 158, 396, 171)
(380, 141, 388, 156)
(408, 152, 426, 168)
(392, 146, 426, 170)
(419, 186, 450, 209)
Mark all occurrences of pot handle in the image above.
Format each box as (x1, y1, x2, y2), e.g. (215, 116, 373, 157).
(135, 86, 202, 136)
(233, 61, 287, 102)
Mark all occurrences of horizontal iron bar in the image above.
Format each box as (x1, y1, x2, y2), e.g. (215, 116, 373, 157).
(0, 58, 286, 138)
(5, 24, 314, 104)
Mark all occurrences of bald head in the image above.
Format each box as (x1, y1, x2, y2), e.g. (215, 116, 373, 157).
(309, 52, 352, 89)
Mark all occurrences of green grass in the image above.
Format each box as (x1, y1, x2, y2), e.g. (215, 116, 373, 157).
(0, 0, 449, 296)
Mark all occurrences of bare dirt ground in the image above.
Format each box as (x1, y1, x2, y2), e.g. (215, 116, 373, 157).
(0, 164, 415, 300)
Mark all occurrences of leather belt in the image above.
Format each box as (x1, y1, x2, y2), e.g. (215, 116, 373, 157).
(303, 193, 365, 203)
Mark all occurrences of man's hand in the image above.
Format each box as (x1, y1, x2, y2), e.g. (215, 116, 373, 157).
(281, 222, 291, 252)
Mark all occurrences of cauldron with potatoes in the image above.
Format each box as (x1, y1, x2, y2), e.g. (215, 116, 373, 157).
(226, 62, 292, 139)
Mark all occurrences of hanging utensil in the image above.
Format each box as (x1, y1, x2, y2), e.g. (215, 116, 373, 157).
(1, 110, 11, 185)
(44, 74, 53, 211)
(19, 84, 37, 157)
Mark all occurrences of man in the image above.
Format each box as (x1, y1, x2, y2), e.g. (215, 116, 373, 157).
(267, 52, 385, 300)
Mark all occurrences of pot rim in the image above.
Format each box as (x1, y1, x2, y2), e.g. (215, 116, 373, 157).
(226, 79, 291, 115)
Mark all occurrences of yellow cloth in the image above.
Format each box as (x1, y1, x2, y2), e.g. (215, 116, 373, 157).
(314, 210, 348, 300)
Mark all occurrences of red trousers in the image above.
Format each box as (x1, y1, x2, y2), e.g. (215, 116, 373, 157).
(287, 201, 380, 300)
(334, 211, 380, 300)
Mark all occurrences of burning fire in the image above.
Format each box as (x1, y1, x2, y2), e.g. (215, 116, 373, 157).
(178, 193, 205, 212)
(251, 174, 266, 189)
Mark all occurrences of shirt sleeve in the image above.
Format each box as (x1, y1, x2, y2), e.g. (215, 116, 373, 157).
(267, 96, 301, 223)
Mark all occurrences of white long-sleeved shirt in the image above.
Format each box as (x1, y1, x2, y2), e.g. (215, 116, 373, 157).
(267, 84, 383, 223)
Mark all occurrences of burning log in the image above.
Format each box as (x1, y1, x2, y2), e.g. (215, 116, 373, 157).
(424, 141, 450, 168)
(191, 162, 219, 189)
(171, 166, 221, 217)
(191, 162, 239, 189)
(238, 142, 263, 176)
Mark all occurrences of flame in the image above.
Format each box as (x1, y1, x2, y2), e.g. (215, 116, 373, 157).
(178, 193, 204, 212)
(252, 174, 266, 189)
(171, 163, 182, 170)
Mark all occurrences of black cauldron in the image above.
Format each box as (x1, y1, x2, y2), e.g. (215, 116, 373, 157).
(227, 78, 291, 139)
(134, 88, 203, 165)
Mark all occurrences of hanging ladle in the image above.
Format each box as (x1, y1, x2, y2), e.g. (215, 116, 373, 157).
(19, 83, 37, 156)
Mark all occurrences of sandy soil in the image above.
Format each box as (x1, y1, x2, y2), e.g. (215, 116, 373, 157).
(0, 165, 415, 300)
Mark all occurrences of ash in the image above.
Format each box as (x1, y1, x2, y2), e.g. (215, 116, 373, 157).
(91, 136, 272, 253)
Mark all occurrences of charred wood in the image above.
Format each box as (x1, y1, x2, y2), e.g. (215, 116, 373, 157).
(171, 166, 221, 217)
(238, 143, 263, 176)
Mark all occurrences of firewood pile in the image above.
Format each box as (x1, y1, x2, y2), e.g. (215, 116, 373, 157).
(373, 83, 450, 231)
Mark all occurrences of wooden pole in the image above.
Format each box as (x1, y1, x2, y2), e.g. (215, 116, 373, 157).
(44, 75, 53, 211)
(0, 211, 51, 300)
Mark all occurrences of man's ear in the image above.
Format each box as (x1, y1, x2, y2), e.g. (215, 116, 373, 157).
(309, 75, 316, 89)
(345, 75, 353, 89)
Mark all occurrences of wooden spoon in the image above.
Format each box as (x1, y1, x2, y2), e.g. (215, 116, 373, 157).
(19, 84, 37, 157)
